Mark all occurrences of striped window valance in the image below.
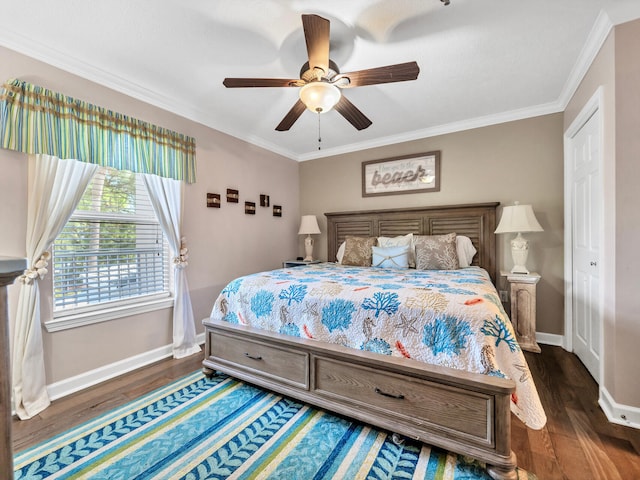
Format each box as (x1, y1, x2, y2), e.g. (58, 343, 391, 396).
(0, 78, 196, 183)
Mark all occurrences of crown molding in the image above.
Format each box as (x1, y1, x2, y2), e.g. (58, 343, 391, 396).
(0, 29, 200, 122)
(297, 100, 564, 162)
(557, 10, 614, 109)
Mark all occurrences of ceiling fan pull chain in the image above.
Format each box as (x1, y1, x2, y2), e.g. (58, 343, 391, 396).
(317, 112, 322, 150)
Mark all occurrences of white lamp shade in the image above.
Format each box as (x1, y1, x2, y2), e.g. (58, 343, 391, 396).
(298, 215, 321, 235)
(299, 82, 341, 113)
(494, 203, 543, 234)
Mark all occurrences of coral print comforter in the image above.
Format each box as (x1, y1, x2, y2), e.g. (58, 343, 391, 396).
(210, 263, 547, 429)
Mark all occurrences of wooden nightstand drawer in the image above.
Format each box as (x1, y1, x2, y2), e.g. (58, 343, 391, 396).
(312, 355, 495, 447)
(207, 330, 309, 389)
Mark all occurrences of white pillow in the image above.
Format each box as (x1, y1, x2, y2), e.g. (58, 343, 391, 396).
(336, 241, 345, 263)
(372, 245, 410, 269)
(377, 233, 414, 267)
(456, 235, 477, 267)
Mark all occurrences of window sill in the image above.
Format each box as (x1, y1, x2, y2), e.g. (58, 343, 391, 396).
(45, 297, 174, 332)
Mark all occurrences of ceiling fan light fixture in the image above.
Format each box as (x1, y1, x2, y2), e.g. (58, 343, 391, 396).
(299, 81, 341, 113)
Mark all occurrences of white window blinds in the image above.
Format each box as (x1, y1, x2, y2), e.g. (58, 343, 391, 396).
(53, 167, 170, 311)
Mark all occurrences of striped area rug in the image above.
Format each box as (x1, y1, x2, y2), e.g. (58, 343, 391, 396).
(14, 371, 536, 480)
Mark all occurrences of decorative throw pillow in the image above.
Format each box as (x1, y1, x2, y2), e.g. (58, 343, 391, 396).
(372, 245, 410, 269)
(341, 236, 377, 266)
(456, 235, 477, 267)
(377, 233, 415, 267)
(414, 233, 460, 270)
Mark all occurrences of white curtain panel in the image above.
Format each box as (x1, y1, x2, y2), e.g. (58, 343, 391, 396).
(143, 174, 200, 359)
(13, 154, 98, 419)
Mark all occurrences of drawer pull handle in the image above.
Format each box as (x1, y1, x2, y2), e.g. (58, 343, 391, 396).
(375, 387, 405, 400)
(244, 353, 263, 361)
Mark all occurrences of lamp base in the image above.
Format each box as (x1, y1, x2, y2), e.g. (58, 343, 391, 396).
(510, 232, 530, 275)
(303, 235, 314, 262)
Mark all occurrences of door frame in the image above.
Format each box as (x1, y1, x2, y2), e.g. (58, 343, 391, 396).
(563, 86, 605, 383)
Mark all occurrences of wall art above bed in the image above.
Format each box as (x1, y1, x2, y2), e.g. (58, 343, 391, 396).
(362, 151, 440, 197)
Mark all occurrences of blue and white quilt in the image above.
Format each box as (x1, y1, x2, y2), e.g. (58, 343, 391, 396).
(210, 263, 547, 429)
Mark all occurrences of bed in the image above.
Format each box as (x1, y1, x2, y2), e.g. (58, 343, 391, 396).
(202, 202, 546, 480)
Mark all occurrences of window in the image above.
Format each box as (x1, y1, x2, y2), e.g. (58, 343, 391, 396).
(52, 167, 170, 315)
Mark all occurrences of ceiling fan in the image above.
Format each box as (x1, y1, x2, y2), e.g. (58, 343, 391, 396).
(223, 14, 420, 132)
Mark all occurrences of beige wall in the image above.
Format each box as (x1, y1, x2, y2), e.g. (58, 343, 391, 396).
(614, 19, 640, 407)
(300, 114, 565, 335)
(0, 46, 300, 383)
(564, 18, 640, 411)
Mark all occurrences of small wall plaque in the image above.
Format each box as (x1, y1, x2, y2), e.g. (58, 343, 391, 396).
(206, 193, 221, 208)
(245, 201, 256, 214)
(273, 205, 282, 217)
(226, 188, 239, 203)
(260, 194, 270, 207)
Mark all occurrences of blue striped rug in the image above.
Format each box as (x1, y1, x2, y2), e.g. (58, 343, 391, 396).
(14, 371, 536, 479)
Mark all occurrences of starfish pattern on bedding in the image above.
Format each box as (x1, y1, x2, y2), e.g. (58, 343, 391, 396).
(394, 313, 419, 336)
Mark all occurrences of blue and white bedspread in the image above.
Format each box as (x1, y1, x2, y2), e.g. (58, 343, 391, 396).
(210, 263, 547, 429)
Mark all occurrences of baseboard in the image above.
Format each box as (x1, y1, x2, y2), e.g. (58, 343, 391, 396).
(536, 332, 564, 347)
(42, 331, 561, 401)
(599, 386, 640, 429)
(47, 332, 205, 401)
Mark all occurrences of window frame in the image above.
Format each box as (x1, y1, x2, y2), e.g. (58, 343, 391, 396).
(46, 168, 174, 331)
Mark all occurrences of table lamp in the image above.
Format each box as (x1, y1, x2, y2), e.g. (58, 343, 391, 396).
(298, 215, 321, 261)
(495, 202, 543, 274)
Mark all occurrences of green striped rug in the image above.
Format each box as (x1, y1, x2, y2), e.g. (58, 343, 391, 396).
(14, 371, 536, 479)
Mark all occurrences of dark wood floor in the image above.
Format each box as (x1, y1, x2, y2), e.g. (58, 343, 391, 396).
(11, 345, 640, 479)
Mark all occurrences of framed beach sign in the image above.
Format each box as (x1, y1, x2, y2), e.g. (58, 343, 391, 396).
(361, 151, 440, 197)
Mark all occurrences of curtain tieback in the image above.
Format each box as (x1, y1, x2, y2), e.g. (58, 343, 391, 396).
(173, 238, 189, 269)
(20, 251, 51, 284)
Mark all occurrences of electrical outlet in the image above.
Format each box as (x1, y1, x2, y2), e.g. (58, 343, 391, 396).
(499, 290, 509, 302)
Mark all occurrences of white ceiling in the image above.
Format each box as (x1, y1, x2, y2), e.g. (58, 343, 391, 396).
(1, 0, 639, 161)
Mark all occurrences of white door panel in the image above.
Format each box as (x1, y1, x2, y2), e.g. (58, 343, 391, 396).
(570, 109, 601, 382)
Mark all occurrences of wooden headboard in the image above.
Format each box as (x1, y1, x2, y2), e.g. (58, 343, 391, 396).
(325, 202, 499, 284)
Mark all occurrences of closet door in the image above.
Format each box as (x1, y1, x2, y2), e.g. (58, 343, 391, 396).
(567, 104, 602, 383)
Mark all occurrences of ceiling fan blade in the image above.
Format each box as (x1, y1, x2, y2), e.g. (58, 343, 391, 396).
(223, 78, 302, 88)
(334, 61, 420, 88)
(302, 14, 330, 76)
(334, 96, 372, 130)
(275, 100, 307, 131)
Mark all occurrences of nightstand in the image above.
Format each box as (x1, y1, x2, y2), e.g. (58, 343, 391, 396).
(283, 260, 321, 268)
(502, 271, 541, 353)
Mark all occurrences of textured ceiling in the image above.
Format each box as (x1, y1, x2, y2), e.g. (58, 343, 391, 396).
(1, 0, 639, 161)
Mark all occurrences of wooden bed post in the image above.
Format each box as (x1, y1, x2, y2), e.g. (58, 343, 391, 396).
(486, 391, 518, 480)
